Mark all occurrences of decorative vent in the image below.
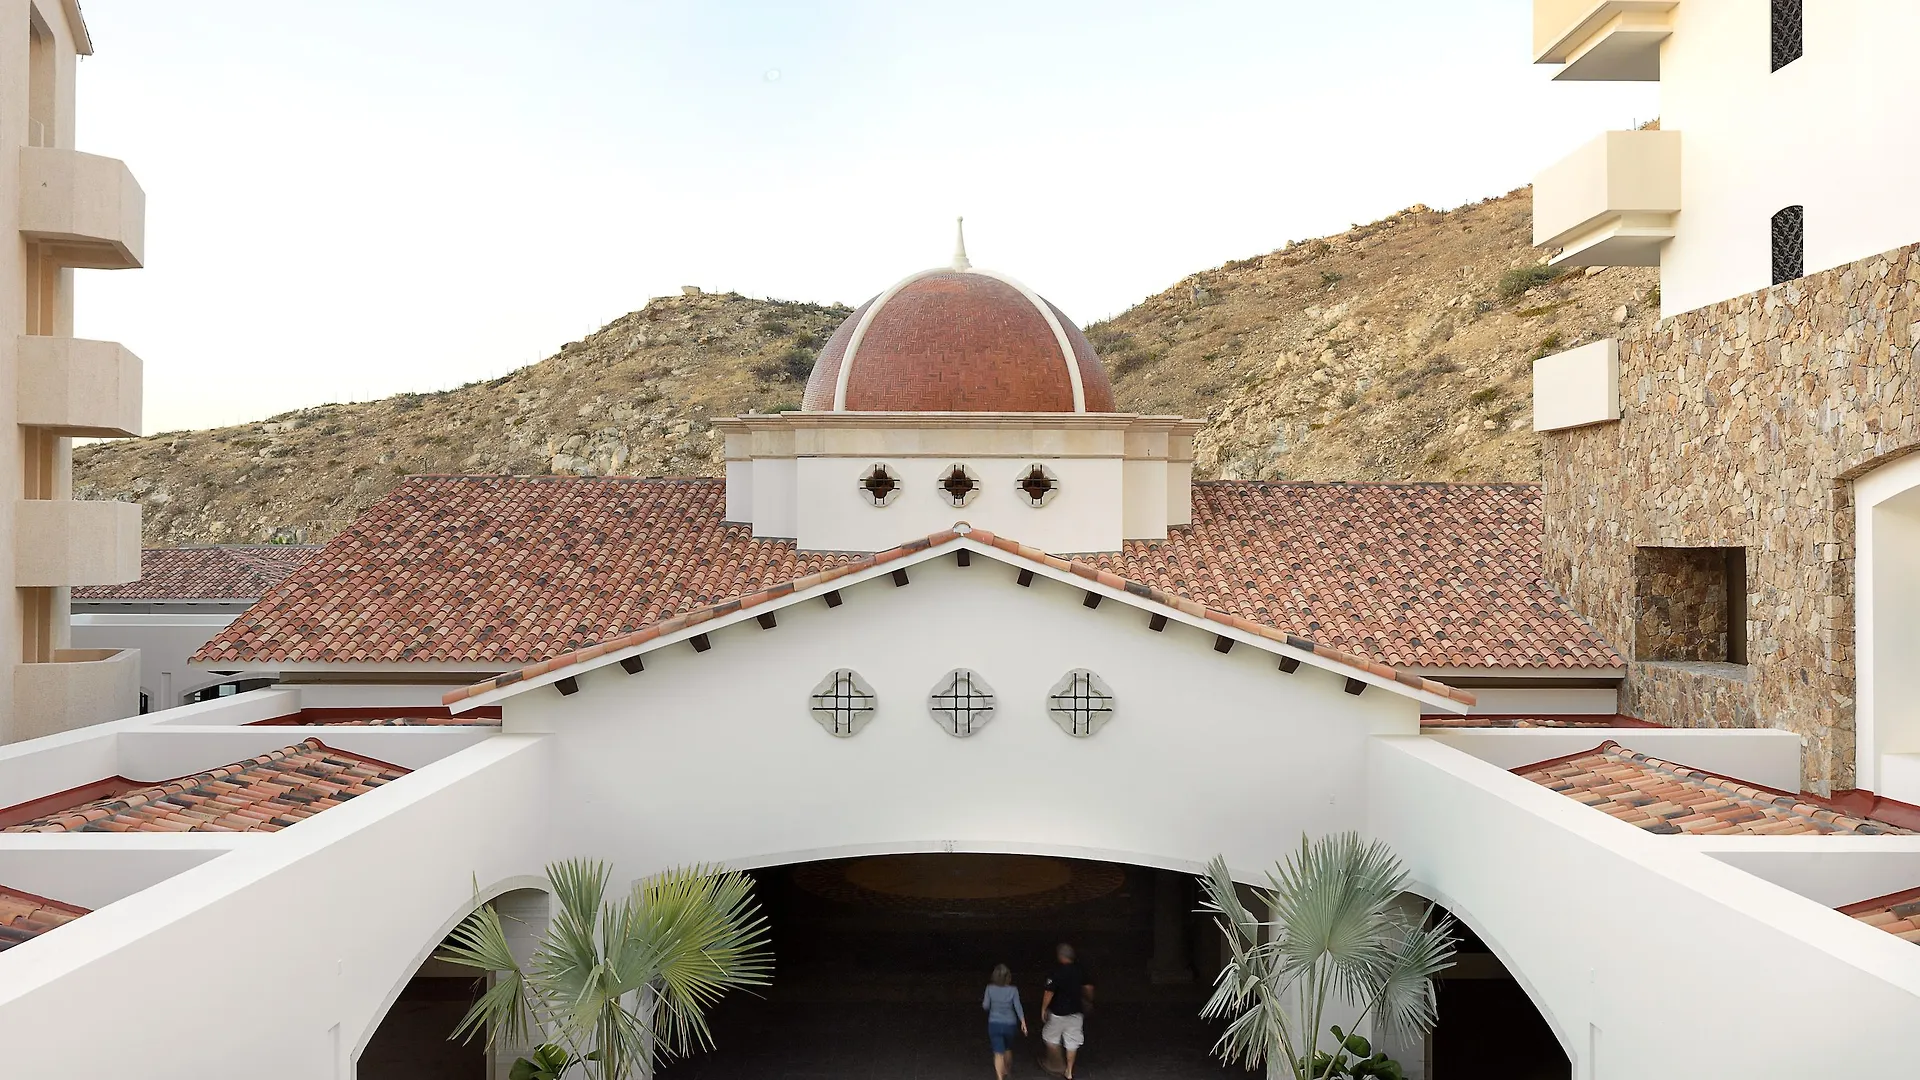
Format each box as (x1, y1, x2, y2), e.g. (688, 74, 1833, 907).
(858, 463, 902, 507)
(809, 669, 876, 737)
(1048, 669, 1115, 737)
(1015, 463, 1060, 508)
(937, 463, 982, 508)
(1771, 205, 1804, 286)
(1770, 0, 1802, 72)
(927, 668, 995, 737)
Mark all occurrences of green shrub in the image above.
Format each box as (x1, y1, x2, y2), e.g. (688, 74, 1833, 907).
(1496, 265, 1561, 301)
(1469, 386, 1501, 405)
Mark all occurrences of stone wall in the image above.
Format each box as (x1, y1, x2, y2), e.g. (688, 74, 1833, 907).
(1543, 242, 1920, 792)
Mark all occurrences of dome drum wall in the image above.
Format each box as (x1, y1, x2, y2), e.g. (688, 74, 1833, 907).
(714, 412, 1201, 555)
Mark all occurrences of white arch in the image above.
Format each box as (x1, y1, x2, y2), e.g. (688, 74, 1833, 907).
(350, 873, 549, 1067)
(1854, 450, 1920, 797)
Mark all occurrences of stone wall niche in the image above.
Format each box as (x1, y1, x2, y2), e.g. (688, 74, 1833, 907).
(1633, 546, 1748, 665)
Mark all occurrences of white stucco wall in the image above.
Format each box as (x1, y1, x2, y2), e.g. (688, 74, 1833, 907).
(0, 734, 551, 1080)
(1852, 451, 1920, 797)
(1370, 736, 1920, 1078)
(507, 551, 1421, 883)
(1658, 1, 1920, 316)
(793, 456, 1123, 553)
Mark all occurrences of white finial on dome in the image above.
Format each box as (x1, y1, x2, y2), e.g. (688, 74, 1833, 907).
(952, 216, 971, 271)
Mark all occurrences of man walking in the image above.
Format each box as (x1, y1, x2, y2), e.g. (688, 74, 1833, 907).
(1040, 943, 1093, 1079)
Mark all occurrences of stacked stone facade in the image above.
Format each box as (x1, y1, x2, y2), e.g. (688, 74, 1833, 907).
(1544, 242, 1920, 792)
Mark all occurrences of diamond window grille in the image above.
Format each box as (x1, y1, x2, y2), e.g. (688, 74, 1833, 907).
(1048, 669, 1115, 737)
(1016, 463, 1060, 508)
(859, 463, 902, 507)
(938, 463, 982, 507)
(927, 668, 995, 737)
(809, 669, 876, 737)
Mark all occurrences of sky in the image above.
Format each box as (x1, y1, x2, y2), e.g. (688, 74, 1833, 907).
(71, 0, 1656, 435)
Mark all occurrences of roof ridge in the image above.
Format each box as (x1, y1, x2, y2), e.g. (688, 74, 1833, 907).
(446, 526, 1476, 710)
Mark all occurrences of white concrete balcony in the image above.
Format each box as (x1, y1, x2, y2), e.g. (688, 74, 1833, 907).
(15, 498, 140, 588)
(1533, 339, 1620, 432)
(12, 649, 141, 741)
(18, 146, 145, 270)
(1533, 129, 1680, 268)
(17, 336, 141, 438)
(1534, 0, 1675, 81)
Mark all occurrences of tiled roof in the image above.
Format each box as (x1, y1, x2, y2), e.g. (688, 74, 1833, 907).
(1517, 742, 1911, 836)
(1840, 887, 1920, 944)
(446, 525, 1477, 709)
(1421, 714, 1659, 729)
(196, 476, 1616, 672)
(73, 545, 321, 601)
(0, 887, 88, 951)
(0, 740, 408, 833)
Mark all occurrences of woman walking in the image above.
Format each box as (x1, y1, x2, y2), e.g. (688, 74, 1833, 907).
(982, 962, 1028, 1079)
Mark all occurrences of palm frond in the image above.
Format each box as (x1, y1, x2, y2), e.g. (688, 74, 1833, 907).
(436, 901, 533, 1050)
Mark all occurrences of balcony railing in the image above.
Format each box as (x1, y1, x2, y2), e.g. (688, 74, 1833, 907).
(1533, 339, 1620, 433)
(17, 336, 141, 438)
(1533, 129, 1681, 268)
(18, 146, 145, 270)
(13, 648, 141, 740)
(1534, 0, 1675, 81)
(15, 498, 140, 587)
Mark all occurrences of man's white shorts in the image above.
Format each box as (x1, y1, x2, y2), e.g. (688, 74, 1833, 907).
(1042, 1012, 1085, 1051)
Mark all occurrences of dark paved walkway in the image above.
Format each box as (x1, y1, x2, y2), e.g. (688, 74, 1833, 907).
(661, 857, 1234, 1080)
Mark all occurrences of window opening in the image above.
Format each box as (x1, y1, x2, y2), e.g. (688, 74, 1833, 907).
(1771, 205, 1804, 286)
(938, 464, 981, 508)
(858, 463, 901, 507)
(1016, 463, 1060, 508)
(927, 668, 995, 737)
(1048, 669, 1115, 737)
(809, 669, 876, 737)
(1771, 0, 1803, 72)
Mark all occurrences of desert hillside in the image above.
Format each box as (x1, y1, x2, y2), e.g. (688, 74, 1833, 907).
(75, 188, 1656, 545)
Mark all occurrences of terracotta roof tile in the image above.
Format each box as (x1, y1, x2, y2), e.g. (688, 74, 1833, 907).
(0, 886, 88, 951)
(448, 525, 1476, 709)
(1840, 887, 1920, 944)
(0, 740, 408, 834)
(1517, 742, 1911, 836)
(196, 477, 1616, 672)
(73, 545, 321, 601)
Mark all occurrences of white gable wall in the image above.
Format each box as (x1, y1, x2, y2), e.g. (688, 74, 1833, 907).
(507, 552, 1420, 883)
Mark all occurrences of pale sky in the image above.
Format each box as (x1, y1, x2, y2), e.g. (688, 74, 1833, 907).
(71, 1, 1655, 435)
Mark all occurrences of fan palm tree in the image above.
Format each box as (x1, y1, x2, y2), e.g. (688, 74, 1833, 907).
(1198, 833, 1456, 1080)
(438, 859, 772, 1080)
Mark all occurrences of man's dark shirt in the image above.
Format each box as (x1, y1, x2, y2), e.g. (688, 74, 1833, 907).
(1045, 962, 1091, 1016)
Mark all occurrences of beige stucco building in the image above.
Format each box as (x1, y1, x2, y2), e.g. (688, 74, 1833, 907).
(0, 0, 145, 741)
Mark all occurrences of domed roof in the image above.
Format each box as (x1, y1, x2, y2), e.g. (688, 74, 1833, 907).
(802, 228, 1116, 413)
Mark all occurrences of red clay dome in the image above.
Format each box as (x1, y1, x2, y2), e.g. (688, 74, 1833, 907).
(802, 267, 1116, 413)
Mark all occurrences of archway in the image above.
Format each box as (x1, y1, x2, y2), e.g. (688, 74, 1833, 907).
(660, 852, 1231, 1080)
(356, 884, 550, 1080)
(1855, 450, 1920, 798)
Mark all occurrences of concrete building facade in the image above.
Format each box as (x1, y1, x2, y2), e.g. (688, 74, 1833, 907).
(0, 0, 144, 742)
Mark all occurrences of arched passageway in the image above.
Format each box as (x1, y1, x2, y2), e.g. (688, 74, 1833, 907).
(1421, 904, 1572, 1080)
(661, 853, 1231, 1080)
